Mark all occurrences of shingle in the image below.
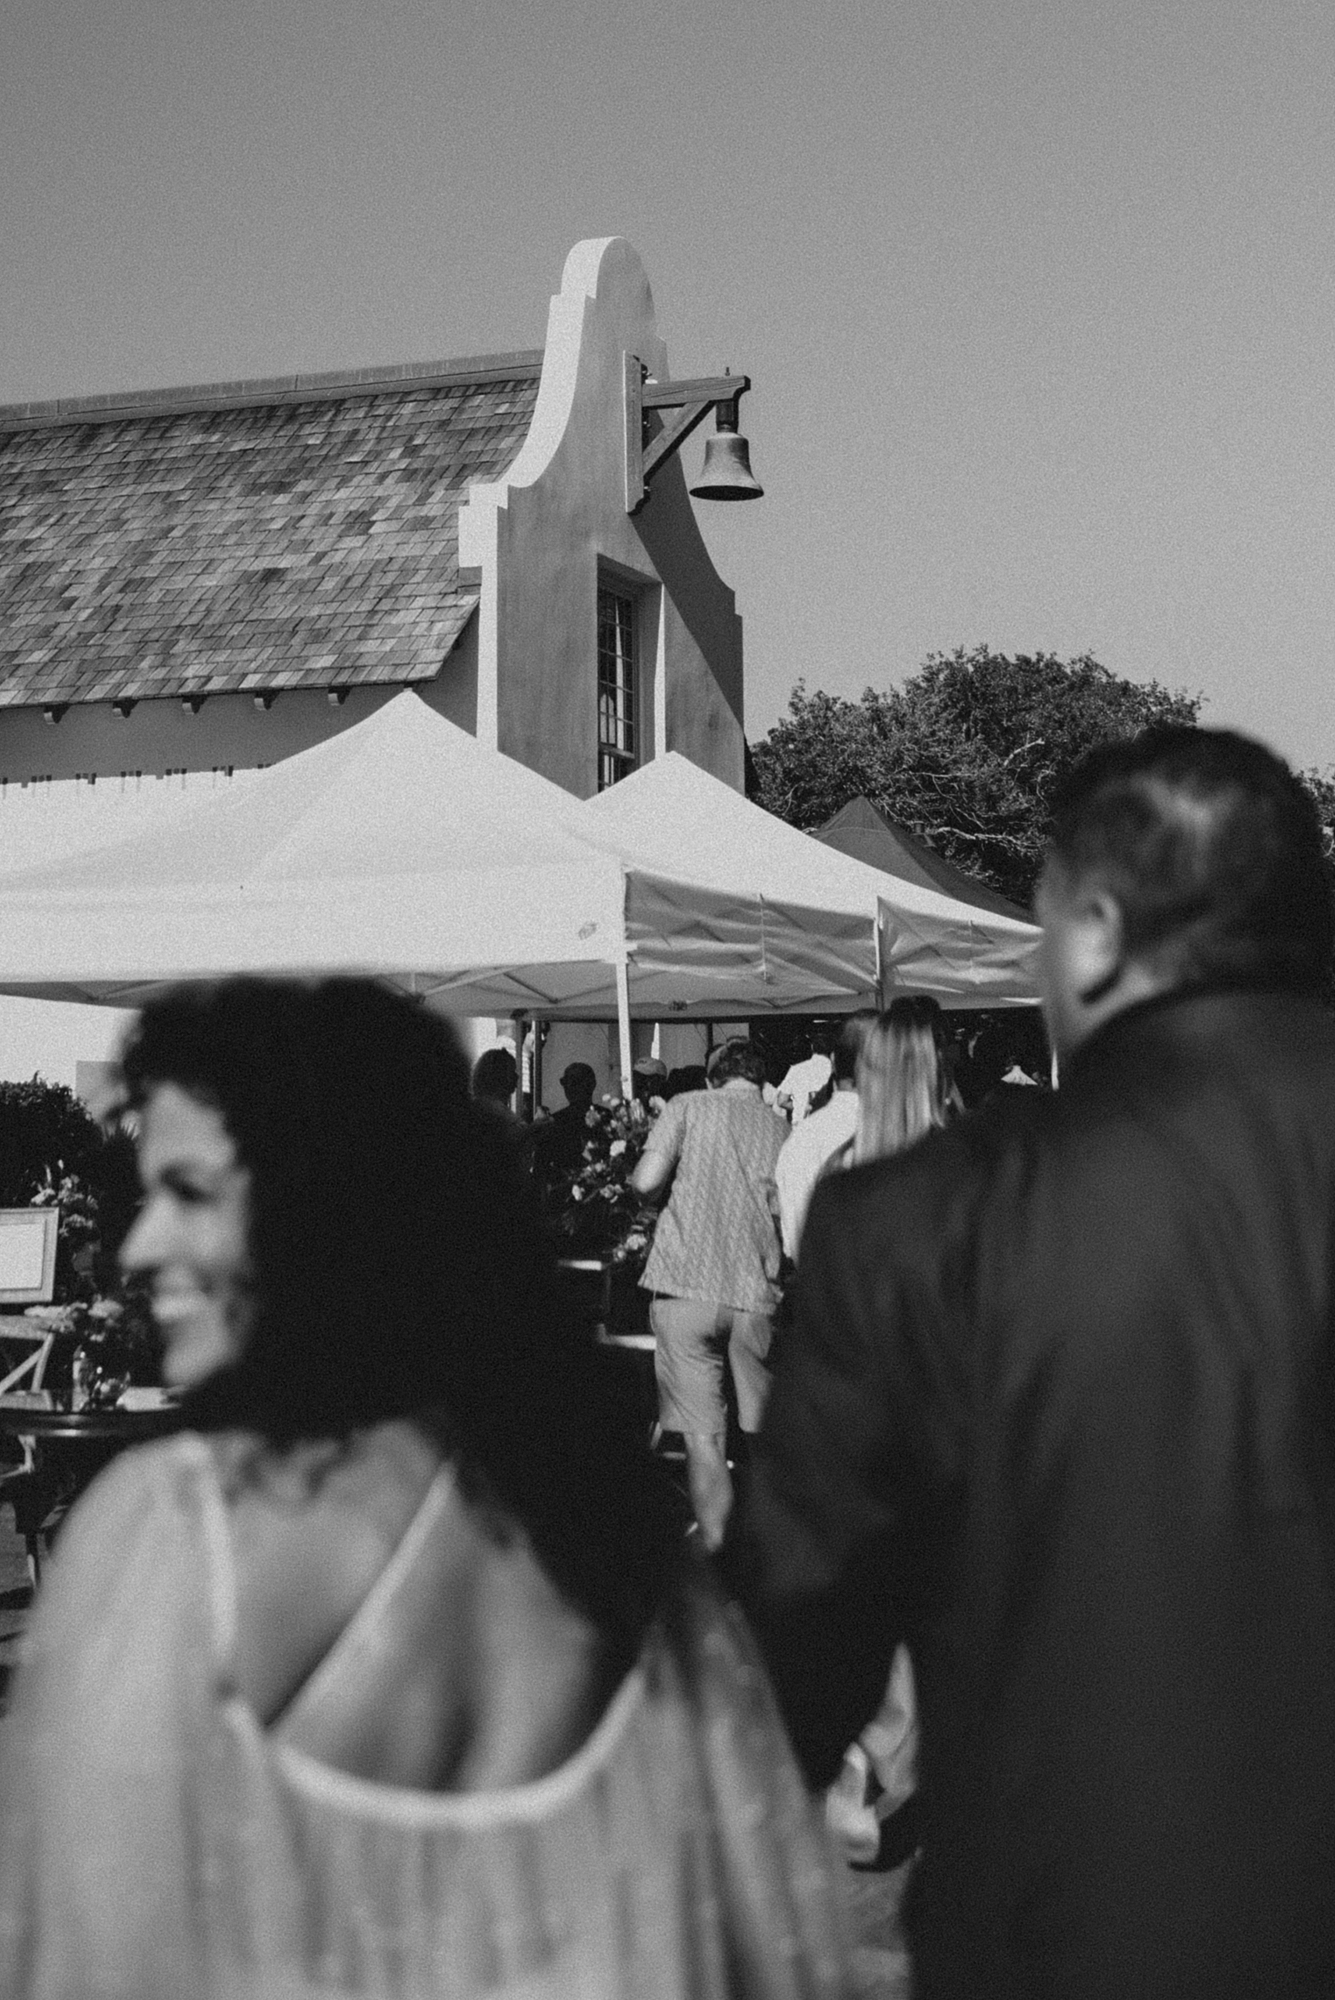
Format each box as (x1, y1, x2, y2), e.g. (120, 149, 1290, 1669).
(0, 364, 539, 709)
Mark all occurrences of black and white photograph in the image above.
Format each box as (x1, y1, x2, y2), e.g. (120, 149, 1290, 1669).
(2, 3, 1334, 1993)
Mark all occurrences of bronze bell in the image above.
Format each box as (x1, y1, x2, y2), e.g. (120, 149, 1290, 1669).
(690, 429, 764, 501)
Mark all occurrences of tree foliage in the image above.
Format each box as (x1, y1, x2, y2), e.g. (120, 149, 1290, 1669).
(0, 1078, 105, 1207)
(1301, 767, 1335, 855)
(749, 647, 1205, 905)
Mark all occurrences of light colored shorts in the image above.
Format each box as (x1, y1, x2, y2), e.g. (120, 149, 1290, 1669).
(649, 1294, 775, 1439)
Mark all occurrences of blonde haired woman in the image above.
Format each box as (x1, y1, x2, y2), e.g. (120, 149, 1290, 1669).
(820, 997, 960, 1184)
(824, 996, 958, 1872)
(849, 997, 959, 1164)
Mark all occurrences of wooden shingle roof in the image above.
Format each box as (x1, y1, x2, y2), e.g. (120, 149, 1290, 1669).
(0, 354, 542, 710)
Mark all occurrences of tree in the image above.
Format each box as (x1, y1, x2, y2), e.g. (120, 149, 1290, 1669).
(749, 647, 1205, 906)
(0, 1078, 141, 1301)
(1302, 768, 1335, 856)
(0, 1078, 105, 1207)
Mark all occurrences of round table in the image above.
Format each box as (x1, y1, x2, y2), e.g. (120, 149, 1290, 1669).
(0, 1403, 183, 1444)
(0, 1401, 184, 1582)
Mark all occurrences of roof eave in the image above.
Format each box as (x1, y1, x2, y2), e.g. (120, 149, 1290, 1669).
(0, 352, 545, 435)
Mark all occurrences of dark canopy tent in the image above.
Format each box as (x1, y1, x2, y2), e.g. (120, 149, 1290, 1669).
(812, 794, 1051, 1093)
(813, 795, 1031, 925)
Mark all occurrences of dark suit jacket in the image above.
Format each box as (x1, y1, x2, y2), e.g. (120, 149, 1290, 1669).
(727, 989, 1335, 2000)
(536, 1101, 593, 1179)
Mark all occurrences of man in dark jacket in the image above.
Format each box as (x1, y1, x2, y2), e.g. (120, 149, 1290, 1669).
(727, 727, 1335, 1999)
(537, 1060, 599, 1180)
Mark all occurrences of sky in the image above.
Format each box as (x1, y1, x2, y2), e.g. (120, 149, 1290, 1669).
(2, 0, 1333, 786)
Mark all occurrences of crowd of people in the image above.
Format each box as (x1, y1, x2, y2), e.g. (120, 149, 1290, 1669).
(2, 721, 1335, 1998)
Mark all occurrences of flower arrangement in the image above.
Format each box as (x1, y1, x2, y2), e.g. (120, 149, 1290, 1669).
(28, 1170, 102, 1297)
(549, 1095, 658, 1272)
(22, 1285, 161, 1410)
(24, 1298, 118, 1410)
(0, 1115, 162, 1410)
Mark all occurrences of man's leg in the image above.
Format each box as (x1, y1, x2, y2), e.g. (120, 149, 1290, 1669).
(682, 1432, 733, 1552)
(726, 1306, 777, 1439)
(650, 1296, 732, 1549)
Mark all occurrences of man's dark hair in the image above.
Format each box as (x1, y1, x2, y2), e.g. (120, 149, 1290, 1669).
(560, 1062, 596, 1099)
(117, 979, 676, 1653)
(1050, 726, 1333, 996)
(471, 1046, 518, 1104)
(708, 1037, 767, 1087)
(831, 1011, 877, 1085)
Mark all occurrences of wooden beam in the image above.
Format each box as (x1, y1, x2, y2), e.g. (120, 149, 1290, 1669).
(641, 398, 713, 485)
(641, 374, 750, 409)
(624, 356, 755, 510)
(623, 352, 645, 513)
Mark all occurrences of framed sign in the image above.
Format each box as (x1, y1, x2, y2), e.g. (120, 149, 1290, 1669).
(0, 1209, 59, 1306)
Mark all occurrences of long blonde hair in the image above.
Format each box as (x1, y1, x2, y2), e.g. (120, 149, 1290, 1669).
(853, 997, 956, 1164)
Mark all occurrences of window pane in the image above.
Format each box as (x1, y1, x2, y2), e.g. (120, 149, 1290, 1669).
(596, 584, 637, 790)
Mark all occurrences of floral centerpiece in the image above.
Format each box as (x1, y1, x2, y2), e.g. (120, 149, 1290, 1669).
(27, 1170, 101, 1296)
(547, 1096, 659, 1282)
(23, 1288, 160, 1410)
(12, 1167, 160, 1409)
(0, 1104, 160, 1411)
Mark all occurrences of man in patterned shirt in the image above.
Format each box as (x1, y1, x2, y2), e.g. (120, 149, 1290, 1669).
(630, 1038, 787, 1548)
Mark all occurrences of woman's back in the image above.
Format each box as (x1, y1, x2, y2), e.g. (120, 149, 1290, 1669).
(0, 1432, 851, 1998)
(223, 1424, 616, 1791)
(0, 980, 853, 1995)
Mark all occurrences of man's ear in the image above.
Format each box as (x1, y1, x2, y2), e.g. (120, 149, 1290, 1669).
(1073, 885, 1127, 1007)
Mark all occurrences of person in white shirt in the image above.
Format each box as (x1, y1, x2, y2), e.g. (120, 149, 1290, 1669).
(774, 1047, 833, 1125)
(774, 1014, 875, 1261)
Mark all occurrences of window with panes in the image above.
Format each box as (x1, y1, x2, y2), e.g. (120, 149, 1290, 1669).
(596, 585, 637, 791)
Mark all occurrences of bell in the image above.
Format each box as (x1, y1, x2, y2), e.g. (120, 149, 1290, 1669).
(690, 430, 764, 501)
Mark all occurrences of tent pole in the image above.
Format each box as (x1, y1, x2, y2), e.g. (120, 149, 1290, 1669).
(511, 1012, 528, 1116)
(615, 958, 633, 1100)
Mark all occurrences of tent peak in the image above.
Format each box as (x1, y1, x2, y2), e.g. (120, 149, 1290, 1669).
(819, 795, 893, 834)
(815, 792, 1032, 924)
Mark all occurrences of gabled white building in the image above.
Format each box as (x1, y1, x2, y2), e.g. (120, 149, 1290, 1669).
(0, 238, 747, 800)
(0, 239, 757, 1088)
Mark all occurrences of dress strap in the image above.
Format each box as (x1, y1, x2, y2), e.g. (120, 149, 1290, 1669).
(181, 1433, 242, 1679)
(187, 1432, 454, 1717)
(269, 1465, 456, 1735)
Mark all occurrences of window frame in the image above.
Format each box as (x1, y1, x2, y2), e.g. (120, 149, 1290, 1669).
(596, 580, 640, 792)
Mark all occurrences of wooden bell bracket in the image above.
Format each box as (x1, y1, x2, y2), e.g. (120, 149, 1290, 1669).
(623, 353, 751, 514)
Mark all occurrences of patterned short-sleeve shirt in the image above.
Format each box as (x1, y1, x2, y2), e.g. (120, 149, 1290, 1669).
(639, 1083, 788, 1311)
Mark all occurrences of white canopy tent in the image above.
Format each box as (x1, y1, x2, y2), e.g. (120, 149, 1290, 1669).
(577, 753, 1042, 1008)
(0, 696, 880, 1091)
(0, 767, 262, 875)
(0, 770, 272, 1090)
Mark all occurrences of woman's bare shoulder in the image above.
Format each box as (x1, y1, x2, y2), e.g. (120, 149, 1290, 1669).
(218, 1422, 448, 1724)
(60, 1432, 203, 1554)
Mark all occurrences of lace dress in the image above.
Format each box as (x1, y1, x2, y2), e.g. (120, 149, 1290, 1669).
(0, 1433, 853, 1998)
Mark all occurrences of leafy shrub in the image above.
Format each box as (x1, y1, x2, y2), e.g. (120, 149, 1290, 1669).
(0, 1078, 142, 1300)
(0, 1078, 104, 1207)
